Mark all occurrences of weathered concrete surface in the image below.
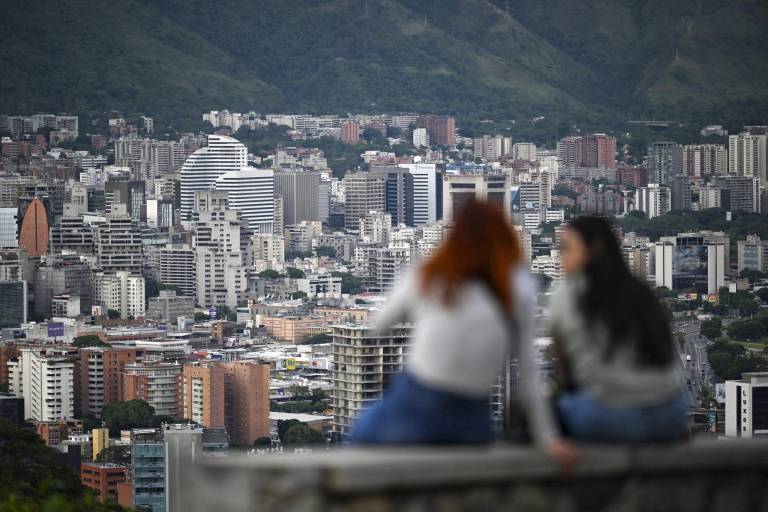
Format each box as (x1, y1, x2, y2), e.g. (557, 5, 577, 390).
(182, 440, 768, 512)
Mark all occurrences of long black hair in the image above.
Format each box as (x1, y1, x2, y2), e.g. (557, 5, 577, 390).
(567, 216, 673, 367)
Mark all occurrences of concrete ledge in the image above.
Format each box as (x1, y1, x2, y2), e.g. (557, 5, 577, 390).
(182, 441, 768, 512)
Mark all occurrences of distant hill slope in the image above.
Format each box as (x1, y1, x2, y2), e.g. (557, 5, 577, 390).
(1, 0, 766, 124)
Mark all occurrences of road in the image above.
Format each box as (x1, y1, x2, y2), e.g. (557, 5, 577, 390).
(674, 318, 714, 408)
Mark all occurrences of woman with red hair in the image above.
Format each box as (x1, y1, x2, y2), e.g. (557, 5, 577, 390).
(350, 199, 575, 466)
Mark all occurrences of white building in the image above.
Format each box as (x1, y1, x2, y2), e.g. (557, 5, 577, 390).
(512, 143, 537, 162)
(399, 163, 441, 225)
(412, 128, 429, 148)
(634, 184, 672, 219)
(699, 184, 723, 210)
(96, 271, 146, 319)
(9, 348, 75, 421)
(531, 250, 564, 286)
(251, 232, 285, 268)
(442, 173, 511, 224)
(359, 210, 392, 244)
(296, 274, 342, 298)
(654, 240, 725, 294)
(0, 208, 18, 248)
(729, 133, 767, 185)
(180, 135, 247, 220)
(725, 372, 768, 439)
(214, 167, 275, 233)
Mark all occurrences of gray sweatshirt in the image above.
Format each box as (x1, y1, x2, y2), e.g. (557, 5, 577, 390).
(549, 274, 683, 406)
(373, 266, 559, 445)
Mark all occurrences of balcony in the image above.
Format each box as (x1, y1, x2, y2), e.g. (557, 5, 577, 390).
(180, 441, 768, 512)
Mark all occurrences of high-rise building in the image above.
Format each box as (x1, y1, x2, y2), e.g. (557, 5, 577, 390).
(713, 176, 761, 213)
(737, 235, 768, 274)
(158, 244, 196, 299)
(355, 245, 411, 292)
(122, 362, 183, 418)
(105, 180, 146, 222)
(725, 372, 768, 439)
(214, 167, 274, 233)
(0, 208, 18, 248)
(18, 197, 48, 257)
(49, 216, 94, 255)
(180, 135, 247, 219)
(699, 184, 723, 210)
(415, 116, 455, 146)
(412, 127, 429, 148)
(331, 324, 412, 438)
(655, 237, 726, 294)
(343, 172, 386, 231)
(96, 271, 145, 319)
(34, 254, 94, 318)
(647, 141, 682, 185)
(376, 166, 414, 226)
(473, 135, 505, 161)
(729, 133, 767, 186)
(0, 280, 27, 327)
(147, 291, 194, 324)
(273, 171, 322, 225)
(670, 176, 692, 211)
(222, 361, 270, 445)
(442, 173, 511, 224)
(131, 429, 166, 512)
(9, 348, 75, 421)
(681, 144, 727, 177)
(399, 163, 442, 226)
(80, 347, 144, 417)
(94, 206, 143, 274)
(340, 122, 360, 144)
(512, 142, 537, 162)
(634, 184, 671, 219)
(359, 210, 392, 244)
(557, 134, 616, 169)
(250, 232, 285, 266)
(114, 138, 185, 179)
(182, 363, 225, 429)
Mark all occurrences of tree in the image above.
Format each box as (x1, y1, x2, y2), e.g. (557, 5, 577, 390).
(286, 267, 305, 279)
(741, 269, 766, 283)
(655, 287, 677, 299)
(277, 419, 303, 443)
(728, 319, 767, 341)
(101, 400, 156, 436)
(757, 288, 768, 304)
(73, 335, 106, 348)
(253, 436, 272, 448)
(331, 271, 363, 294)
(95, 445, 130, 465)
(107, 309, 120, 320)
(700, 319, 723, 340)
(290, 291, 308, 300)
(194, 312, 210, 322)
(738, 300, 759, 318)
(289, 385, 311, 400)
(257, 269, 283, 279)
(282, 424, 324, 447)
(314, 246, 337, 258)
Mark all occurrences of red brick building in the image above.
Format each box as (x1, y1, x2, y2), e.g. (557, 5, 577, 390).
(416, 115, 456, 146)
(340, 122, 360, 144)
(80, 463, 130, 503)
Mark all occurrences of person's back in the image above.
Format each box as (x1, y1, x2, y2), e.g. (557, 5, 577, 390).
(551, 217, 687, 443)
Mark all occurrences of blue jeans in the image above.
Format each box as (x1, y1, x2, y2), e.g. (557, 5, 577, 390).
(557, 390, 688, 443)
(349, 372, 492, 445)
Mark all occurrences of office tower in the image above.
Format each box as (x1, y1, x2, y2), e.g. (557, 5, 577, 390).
(131, 429, 166, 512)
(122, 362, 183, 417)
(0, 281, 27, 327)
(670, 175, 692, 211)
(18, 197, 48, 257)
(655, 238, 725, 294)
(331, 324, 412, 438)
(343, 172, 386, 231)
(80, 347, 144, 417)
(713, 176, 761, 213)
(147, 291, 195, 323)
(634, 184, 672, 219)
(682, 144, 727, 177)
(273, 171, 322, 225)
(105, 180, 146, 221)
(0, 393, 24, 427)
(355, 245, 411, 292)
(729, 133, 767, 185)
(318, 179, 330, 222)
(95, 271, 145, 319)
(412, 127, 429, 148)
(359, 211, 392, 244)
(193, 195, 245, 309)
(512, 143, 537, 162)
(164, 425, 203, 512)
(647, 141, 682, 185)
(94, 207, 143, 274)
(376, 166, 414, 226)
(725, 372, 768, 439)
(91, 427, 110, 461)
(214, 167, 275, 233)
(442, 173, 511, 224)
(34, 254, 94, 317)
(398, 163, 442, 225)
(415, 115, 456, 146)
(9, 348, 75, 421)
(539, 171, 553, 210)
(146, 199, 174, 229)
(340, 122, 360, 144)
(737, 235, 768, 274)
(157, 244, 195, 299)
(181, 364, 225, 428)
(0, 208, 17, 248)
(180, 135, 247, 219)
(273, 195, 284, 234)
(49, 216, 94, 255)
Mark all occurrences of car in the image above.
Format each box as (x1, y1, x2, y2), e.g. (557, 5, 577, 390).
(686, 354, 692, 362)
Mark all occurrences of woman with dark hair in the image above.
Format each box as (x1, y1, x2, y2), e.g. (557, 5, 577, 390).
(551, 216, 687, 442)
(350, 199, 576, 468)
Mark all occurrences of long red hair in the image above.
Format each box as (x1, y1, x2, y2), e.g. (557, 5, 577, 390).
(420, 198, 521, 310)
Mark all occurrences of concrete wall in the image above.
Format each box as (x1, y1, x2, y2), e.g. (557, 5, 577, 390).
(182, 441, 768, 512)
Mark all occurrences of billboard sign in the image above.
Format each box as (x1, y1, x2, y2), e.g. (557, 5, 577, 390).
(672, 246, 708, 293)
(47, 322, 65, 338)
(208, 307, 218, 320)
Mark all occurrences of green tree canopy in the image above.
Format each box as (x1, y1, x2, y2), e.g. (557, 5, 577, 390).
(257, 269, 283, 279)
(95, 445, 130, 465)
(286, 267, 306, 279)
(728, 319, 767, 341)
(314, 246, 337, 258)
(282, 424, 324, 447)
(101, 400, 156, 436)
(73, 335, 107, 348)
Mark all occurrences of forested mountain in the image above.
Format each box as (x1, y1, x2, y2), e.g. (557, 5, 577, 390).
(1, 0, 766, 125)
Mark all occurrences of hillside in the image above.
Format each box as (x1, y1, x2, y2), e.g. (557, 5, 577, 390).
(0, 0, 766, 126)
